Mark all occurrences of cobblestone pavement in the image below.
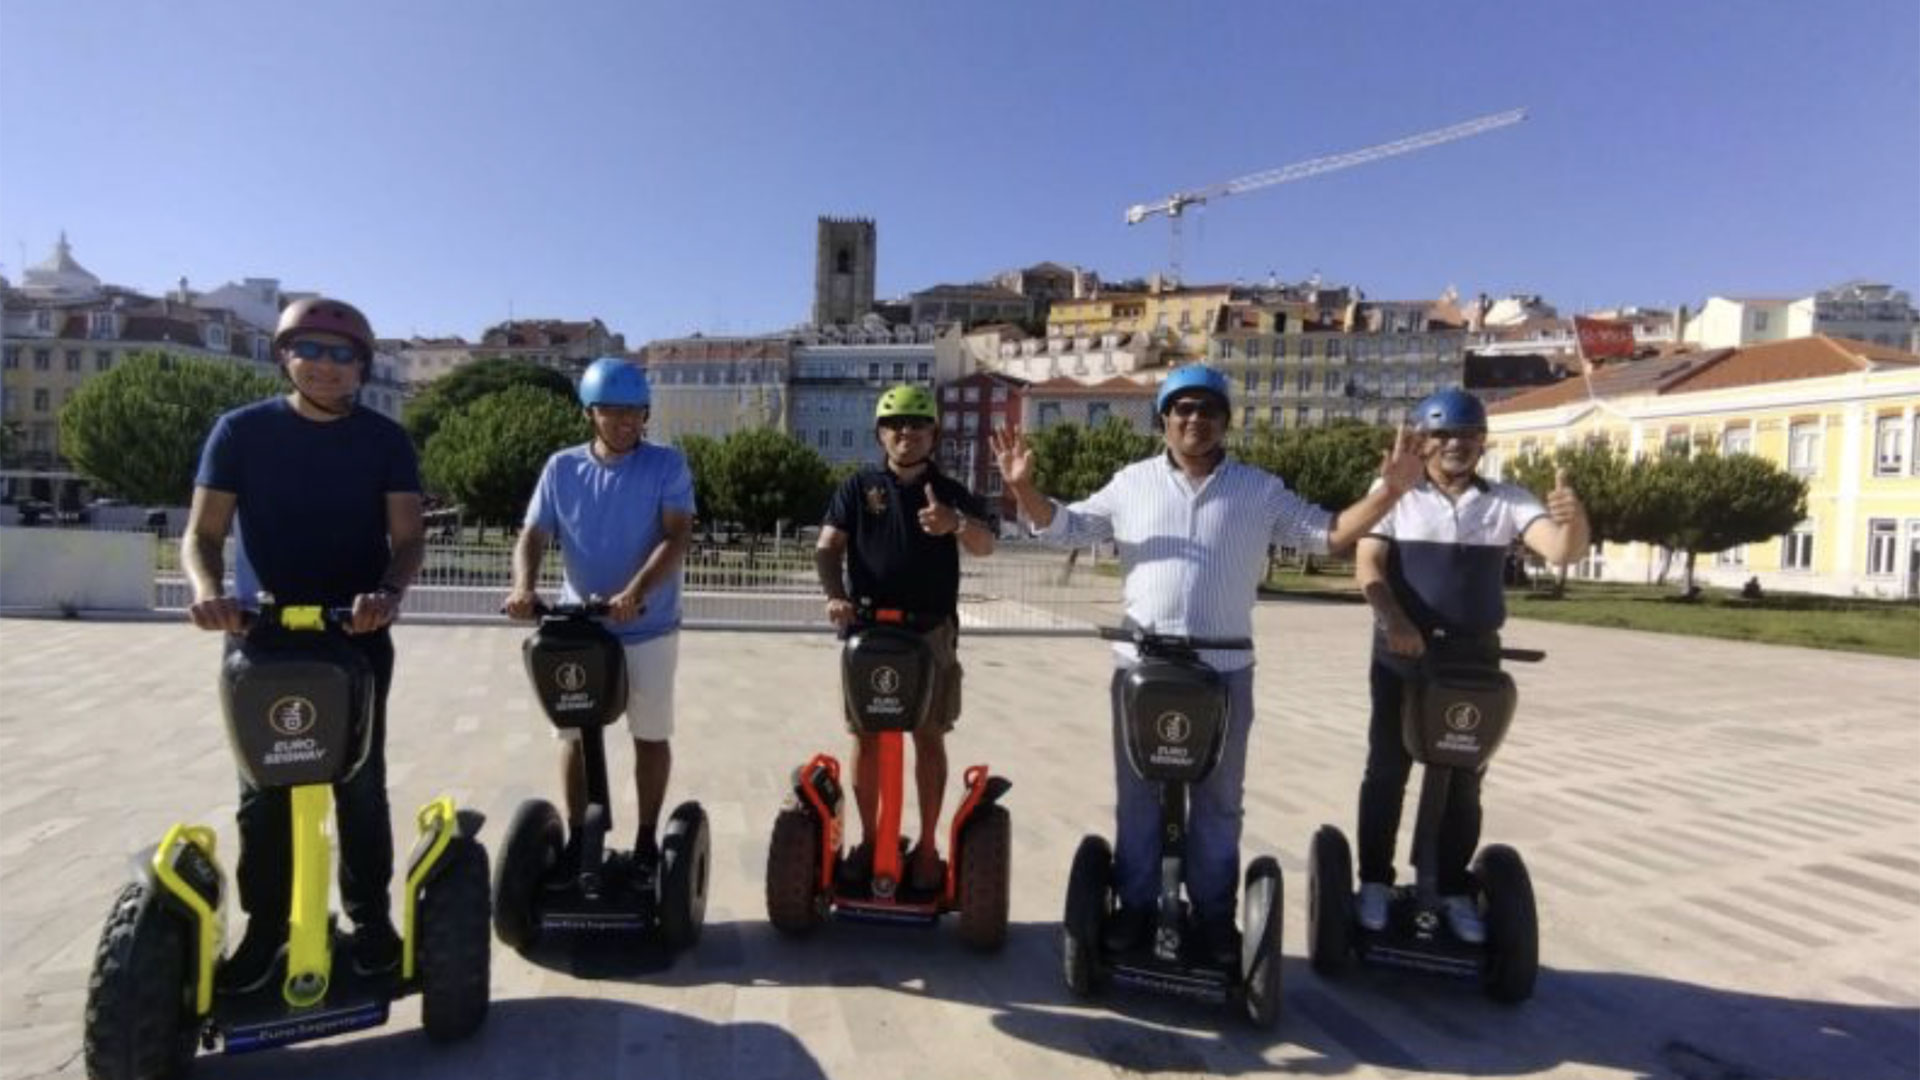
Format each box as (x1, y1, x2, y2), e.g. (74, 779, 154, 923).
(2, 602, 1915, 1079)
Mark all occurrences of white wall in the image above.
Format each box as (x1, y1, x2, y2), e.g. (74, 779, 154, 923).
(0, 527, 153, 611)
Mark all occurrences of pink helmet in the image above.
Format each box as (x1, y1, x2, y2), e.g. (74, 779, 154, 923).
(275, 297, 374, 367)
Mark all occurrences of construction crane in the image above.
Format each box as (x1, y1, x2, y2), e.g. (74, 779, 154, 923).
(1125, 108, 1527, 282)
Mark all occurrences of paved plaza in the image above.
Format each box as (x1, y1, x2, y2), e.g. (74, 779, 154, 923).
(1, 601, 1916, 1079)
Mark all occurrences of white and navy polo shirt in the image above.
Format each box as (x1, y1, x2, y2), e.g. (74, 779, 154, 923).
(1368, 476, 1546, 638)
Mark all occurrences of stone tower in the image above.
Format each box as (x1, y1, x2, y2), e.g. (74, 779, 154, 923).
(812, 217, 876, 327)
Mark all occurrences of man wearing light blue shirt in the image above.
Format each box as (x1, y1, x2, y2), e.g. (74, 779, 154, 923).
(505, 358, 695, 878)
(994, 364, 1423, 963)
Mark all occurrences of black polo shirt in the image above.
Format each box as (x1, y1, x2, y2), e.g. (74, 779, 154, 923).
(825, 462, 988, 619)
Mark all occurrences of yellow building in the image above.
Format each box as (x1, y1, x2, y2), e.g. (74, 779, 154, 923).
(1484, 336, 1920, 598)
(1046, 282, 1233, 362)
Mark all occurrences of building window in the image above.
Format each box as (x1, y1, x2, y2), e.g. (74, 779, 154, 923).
(817, 430, 829, 449)
(89, 312, 115, 338)
(943, 388, 959, 403)
(207, 324, 227, 349)
(2, 347, 18, 369)
(1753, 310, 1770, 332)
(1086, 403, 1110, 427)
(991, 386, 1007, 403)
(34, 349, 51, 371)
(1324, 370, 1341, 393)
(1037, 402, 1062, 428)
(943, 412, 957, 431)
(1720, 424, 1752, 455)
(868, 362, 881, 382)
(1297, 370, 1312, 392)
(33, 389, 50, 412)
(1788, 422, 1820, 475)
(1874, 414, 1907, 475)
(1782, 522, 1814, 571)
(1715, 544, 1747, 567)
(891, 362, 905, 380)
(63, 349, 81, 372)
(96, 350, 114, 372)
(1244, 370, 1258, 392)
(1866, 520, 1897, 576)
(842, 429, 854, 448)
(962, 387, 980, 404)
(916, 362, 929, 380)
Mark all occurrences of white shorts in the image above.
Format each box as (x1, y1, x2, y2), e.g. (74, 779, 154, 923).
(554, 631, 679, 744)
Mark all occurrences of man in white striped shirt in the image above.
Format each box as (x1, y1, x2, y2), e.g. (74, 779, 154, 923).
(993, 364, 1424, 963)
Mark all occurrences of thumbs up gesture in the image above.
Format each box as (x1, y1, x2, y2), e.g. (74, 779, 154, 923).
(1548, 466, 1582, 524)
(918, 483, 961, 536)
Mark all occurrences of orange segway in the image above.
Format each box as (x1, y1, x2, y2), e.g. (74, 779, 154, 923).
(764, 608, 1011, 948)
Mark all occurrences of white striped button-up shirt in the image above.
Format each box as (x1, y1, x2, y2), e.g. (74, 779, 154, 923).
(1034, 453, 1333, 671)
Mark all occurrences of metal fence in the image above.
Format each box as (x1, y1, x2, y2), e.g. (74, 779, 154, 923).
(99, 525, 1121, 633)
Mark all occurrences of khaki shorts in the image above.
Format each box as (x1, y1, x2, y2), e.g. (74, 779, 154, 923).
(844, 619, 962, 734)
(555, 631, 678, 744)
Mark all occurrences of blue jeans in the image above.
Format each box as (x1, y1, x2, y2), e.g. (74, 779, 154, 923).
(1109, 664, 1255, 924)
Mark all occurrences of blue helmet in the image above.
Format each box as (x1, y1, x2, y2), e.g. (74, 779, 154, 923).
(1410, 388, 1486, 432)
(579, 357, 650, 408)
(1155, 364, 1231, 414)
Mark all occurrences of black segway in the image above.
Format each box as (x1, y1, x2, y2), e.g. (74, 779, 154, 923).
(83, 605, 491, 1079)
(492, 601, 709, 955)
(1308, 630, 1543, 1003)
(1061, 626, 1283, 1028)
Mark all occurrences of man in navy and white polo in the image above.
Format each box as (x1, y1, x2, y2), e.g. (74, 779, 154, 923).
(1353, 388, 1590, 942)
(993, 365, 1426, 964)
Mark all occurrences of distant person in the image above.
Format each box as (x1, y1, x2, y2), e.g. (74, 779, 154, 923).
(183, 296, 424, 991)
(1351, 388, 1589, 942)
(816, 385, 996, 892)
(504, 358, 695, 880)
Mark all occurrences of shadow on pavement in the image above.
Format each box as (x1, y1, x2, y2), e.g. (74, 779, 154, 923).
(193, 995, 829, 1080)
(989, 957, 1919, 1080)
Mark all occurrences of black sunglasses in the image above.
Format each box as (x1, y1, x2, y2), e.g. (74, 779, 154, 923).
(1167, 398, 1225, 420)
(286, 340, 361, 365)
(878, 416, 935, 432)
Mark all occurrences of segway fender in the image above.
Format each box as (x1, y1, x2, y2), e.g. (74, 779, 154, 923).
(145, 824, 224, 1018)
(402, 798, 484, 981)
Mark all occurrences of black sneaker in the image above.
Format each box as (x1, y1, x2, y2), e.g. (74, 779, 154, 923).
(350, 919, 402, 977)
(632, 832, 661, 888)
(1194, 916, 1241, 968)
(1101, 905, 1152, 953)
(216, 922, 286, 995)
(547, 833, 584, 892)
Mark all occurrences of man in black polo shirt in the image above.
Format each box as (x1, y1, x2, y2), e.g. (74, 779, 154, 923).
(816, 385, 996, 892)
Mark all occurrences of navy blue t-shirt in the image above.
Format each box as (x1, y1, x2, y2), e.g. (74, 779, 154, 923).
(824, 463, 987, 619)
(194, 397, 421, 607)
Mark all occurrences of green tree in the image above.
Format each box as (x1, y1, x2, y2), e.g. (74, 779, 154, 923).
(1642, 452, 1807, 595)
(710, 428, 833, 539)
(1026, 418, 1159, 501)
(674, 433, 723, 536)
(1504, 440, 1637, 595)
(0, 420, 23, 469)
(1240, 419, 1393, 510)
(402, 357, 576, 451)
(420, 385, 588, 529)
(58, 351, 283, 505)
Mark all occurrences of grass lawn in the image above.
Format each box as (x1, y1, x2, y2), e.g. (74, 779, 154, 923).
(1260, 569, 1920, 659)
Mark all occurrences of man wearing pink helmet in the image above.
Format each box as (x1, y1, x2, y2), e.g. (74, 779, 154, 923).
(183, 296, 424, 993)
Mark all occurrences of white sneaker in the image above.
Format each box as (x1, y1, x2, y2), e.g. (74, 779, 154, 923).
(1442, 894, 1485, 944)
(1356, 882, 1391, 931)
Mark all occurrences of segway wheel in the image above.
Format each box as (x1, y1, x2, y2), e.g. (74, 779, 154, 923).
(657, 801, 711, 950)
(419, 837, 492, 1042)
(1241, 856, 1284, 1029)
(1475, 843, 1538, 1004)
(765, 807, 823, 935)
(1308, 824, 1354, 976)
(83, 882, 198, 1080)
(492, 799, 563, 953)
(955, 804, 1011, 952)
(1061, 835, 1112, 997)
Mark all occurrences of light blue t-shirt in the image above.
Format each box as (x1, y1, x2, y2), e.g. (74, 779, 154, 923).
(525, 441, 696, 643)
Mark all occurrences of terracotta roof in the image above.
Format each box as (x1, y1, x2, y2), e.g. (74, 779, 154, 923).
(1487, 351, 1728, 414)
(1665, 335, 1918, 394)
(1027, 376, 1154, 397)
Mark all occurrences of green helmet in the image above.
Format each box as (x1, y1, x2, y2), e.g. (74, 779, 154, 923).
(874, 384, 938, 423)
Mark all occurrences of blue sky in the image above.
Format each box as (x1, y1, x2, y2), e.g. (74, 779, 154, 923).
(3, 0, 1916, 345)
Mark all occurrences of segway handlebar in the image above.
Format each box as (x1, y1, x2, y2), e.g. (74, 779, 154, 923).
(1500, 647, 1546, 663)
(527, 599, 613, 619)
(1096, 626, 1254, 652)
(239, 603, 357, 631)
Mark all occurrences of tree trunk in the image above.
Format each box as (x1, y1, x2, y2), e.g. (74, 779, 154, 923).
(1682, 550, 1699, 597)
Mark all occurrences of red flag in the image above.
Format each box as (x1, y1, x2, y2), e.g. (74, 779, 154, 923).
(1574, 316, 1636, 361)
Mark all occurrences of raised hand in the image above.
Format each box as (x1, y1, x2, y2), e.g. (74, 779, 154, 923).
(918, 483, 960, 536)
(1548, 466, 1582, 524)
(990, 426, 1033, 487)
(1379, 424, 1425, 493)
